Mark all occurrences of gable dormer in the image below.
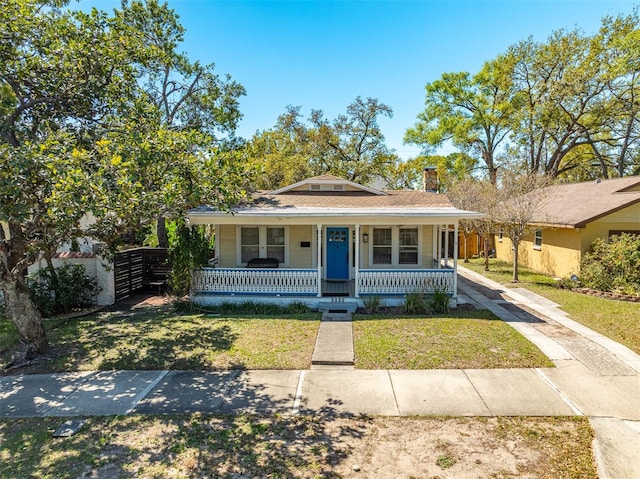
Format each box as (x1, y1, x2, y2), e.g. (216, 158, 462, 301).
(268, 175, 389, 196)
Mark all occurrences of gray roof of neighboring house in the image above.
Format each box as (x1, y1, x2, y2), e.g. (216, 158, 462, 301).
(528, 176, 640, 228)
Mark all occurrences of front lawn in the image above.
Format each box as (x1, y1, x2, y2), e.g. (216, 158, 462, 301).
(354, 309, 553, 369)
(462, 259, 640, 354)
(2, 299, 558, 373)
(0, 306, 320, 373)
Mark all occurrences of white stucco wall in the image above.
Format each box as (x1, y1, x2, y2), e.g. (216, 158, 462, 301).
(27, 255, 115, 306)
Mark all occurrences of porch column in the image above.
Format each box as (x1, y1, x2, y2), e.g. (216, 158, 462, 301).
(355, 224, 360, 298)
(432, 224, 438, 268)
(453, 222, 459, 299)
(214, 224, 220, 263)
(444, 224, 450, 268)
(316, 224, 322, 297)
(436, 225, 442, 269)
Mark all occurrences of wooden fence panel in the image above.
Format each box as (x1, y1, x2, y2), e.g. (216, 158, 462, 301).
(114, 250, 144, 301)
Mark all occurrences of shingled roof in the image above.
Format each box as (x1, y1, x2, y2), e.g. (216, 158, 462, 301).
(189, 175, 482, 222)
(527, 176, 640, 228)
(248, 189, 454, 209)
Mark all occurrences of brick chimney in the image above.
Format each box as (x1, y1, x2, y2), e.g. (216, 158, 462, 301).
(423, 167, 438, 193)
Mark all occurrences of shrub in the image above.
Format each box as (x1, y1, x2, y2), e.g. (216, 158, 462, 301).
(580, 233, 640, 294)
(429, 287, 450, 314)
(402, 291, 432, 315)
(284, 301, 311, 314)
(168, 219, 213, 297)
(26, 264, 100, 317)
(361, 295, 383, 314)
(556, 276, 581, 289)
(201, 301, 310, 316)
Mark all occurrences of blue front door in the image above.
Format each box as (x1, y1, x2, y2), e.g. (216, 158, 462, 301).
(326, 227, 349, 280)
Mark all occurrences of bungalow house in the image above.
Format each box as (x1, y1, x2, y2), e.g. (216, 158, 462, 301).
(188, 175, 482, 308)
(494, 176, 640, 279)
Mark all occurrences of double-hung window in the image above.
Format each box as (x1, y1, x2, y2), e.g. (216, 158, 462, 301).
(266, 227, 285, 263)
(533, 229, 542, 250)
(398, 228, 419, 264)
(239, 226, 287, 265)
(372, 227, 420, 265)
(372, 228, 392, 264)
(240, 227, 260, 263)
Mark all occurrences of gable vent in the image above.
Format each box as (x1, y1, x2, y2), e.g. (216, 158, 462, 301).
(309, 184, 344, 191)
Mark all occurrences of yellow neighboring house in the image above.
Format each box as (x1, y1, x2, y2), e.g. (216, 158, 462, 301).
(494, 176, 640, 279)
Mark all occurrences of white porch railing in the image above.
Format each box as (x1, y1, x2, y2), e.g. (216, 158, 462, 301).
(358, 269, 455, 295)
(192, 268, 319, 295)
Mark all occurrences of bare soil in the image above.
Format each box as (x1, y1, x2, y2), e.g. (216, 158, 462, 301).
(0, 415, 596, 479)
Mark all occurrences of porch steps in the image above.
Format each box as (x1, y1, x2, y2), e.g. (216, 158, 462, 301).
(317, 299, 357, 322)
(311, 321, 355, 367)
(321, 311, 352, 321)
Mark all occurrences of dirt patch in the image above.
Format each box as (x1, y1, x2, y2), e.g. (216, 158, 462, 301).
(0, 416, 597, 479)
(532, 322, 579, 339)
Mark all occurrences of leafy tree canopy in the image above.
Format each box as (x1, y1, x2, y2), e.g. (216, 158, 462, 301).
(244, 97, 398, 189)
(406, 10, 640, 182)
(0, 0, 247, 359)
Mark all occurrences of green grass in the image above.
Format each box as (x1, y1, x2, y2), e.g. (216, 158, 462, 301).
(462, 258, 640, 355)
(2, 298, 555, 373)
(463, 257, 558, 287)
(353, 309, 553, 369)
(0, 416, 596, 479)
(0, 306, 320, 372)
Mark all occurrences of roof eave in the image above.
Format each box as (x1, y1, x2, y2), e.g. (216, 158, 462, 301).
(188, 207, 484, 223)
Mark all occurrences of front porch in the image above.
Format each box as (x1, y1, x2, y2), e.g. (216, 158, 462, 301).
(191, 267, 457, 308)
(187, 175, 484, 309)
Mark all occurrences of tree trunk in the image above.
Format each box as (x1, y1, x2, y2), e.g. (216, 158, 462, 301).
(512, 240, 520, 283)
(157, 216, 168, 248)
(483, 235, 490, 271)
(463, 231, 469, 263)
(1, 277, 49, 360)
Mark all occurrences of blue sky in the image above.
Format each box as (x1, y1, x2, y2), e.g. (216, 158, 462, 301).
(85, 0, 637, 159)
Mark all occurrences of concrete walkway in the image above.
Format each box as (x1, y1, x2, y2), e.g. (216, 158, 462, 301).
(311, 321, 355, 367)
(457, 266, 640, 479)
(1, 269, 639, 477)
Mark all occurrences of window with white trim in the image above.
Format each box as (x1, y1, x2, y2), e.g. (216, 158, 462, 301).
(241, 227, 260, 263)
(239, 226, 287, 265)
(533, 229, 542, 250)
(266, 227, 285, 263)
(399, 228, 419, 264)
(371, 226, 420, 266)
(372, 228, 392, 264)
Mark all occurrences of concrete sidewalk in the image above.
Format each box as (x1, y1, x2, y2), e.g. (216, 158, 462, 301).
(0, 367, 583, 419)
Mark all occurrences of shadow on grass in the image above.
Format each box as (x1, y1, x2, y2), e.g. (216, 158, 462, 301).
(2, 296, 320, 374)
(49, 309, 241, 371)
